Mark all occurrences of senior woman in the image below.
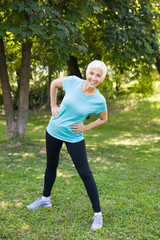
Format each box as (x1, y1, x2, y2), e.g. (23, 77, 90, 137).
(27, 60, 108, 231)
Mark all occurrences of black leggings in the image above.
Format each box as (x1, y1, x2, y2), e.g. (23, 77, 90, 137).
(43, 131, 101, 212)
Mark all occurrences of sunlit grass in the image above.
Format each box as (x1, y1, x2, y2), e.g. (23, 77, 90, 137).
(106, 133, 160, 146)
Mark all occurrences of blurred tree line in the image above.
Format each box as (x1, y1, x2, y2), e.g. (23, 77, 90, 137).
(0, 0, 160, 139)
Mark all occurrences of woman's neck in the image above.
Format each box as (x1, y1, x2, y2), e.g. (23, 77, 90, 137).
(81, 81, 97, 96)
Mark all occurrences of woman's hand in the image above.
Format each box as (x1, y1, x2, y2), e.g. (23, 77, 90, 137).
(51, 105, 60, 118)
(71, 111, 108, 133)
(70, 122, 87, 133)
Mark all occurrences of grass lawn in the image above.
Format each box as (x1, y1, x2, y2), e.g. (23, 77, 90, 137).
(0, 91, 160, 239)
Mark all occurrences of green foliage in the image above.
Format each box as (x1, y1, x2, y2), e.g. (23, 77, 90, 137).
(0, 0, 93, 64)
(69, 0, 160, 97)
(1, 0, 160, 110)
(29, 82, 48, 109)
(120, 68, 159, 96)
(95, 0, 160, 71)
(0, 0, 95, 113)
(135, 74, 154, 95)
(98, 74, 116, 99)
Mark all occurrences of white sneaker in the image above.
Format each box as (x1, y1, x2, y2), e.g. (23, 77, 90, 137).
(27, 197, 52, 209)
(91, 214, 103, 231)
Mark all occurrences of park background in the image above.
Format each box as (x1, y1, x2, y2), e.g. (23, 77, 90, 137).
(0, 1, 160, 239)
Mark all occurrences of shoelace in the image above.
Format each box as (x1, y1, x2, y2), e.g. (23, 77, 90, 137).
(34, 197, 42, 202)
(92, 215, 102, 225)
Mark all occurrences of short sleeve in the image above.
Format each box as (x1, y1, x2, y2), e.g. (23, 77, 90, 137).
(62, 76, 77, 92)
(94, 99, 107, 114)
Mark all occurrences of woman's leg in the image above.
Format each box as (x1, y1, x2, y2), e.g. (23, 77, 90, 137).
(43, 131, 63, 197)
(65, 139, 101, 212)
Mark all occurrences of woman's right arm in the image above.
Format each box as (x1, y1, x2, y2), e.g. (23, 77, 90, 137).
(50, 78, 63, 118)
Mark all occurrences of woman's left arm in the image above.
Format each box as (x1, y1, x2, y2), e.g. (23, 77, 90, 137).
(71, 111, 108, 133)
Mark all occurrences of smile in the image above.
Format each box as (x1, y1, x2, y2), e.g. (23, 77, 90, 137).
(89, 80, 97, 85)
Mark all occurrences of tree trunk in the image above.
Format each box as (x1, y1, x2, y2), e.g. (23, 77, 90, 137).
(16, 41, 32, 138)
(155, 53, 160, 74)
(0, 37, 16, 139)
(67, 55, 82, 78)
(46, 64, 54, 108)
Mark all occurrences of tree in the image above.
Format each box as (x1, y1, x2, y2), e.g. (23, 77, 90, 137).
(97, 0, 159, 72)
(0, 0, 49, 138)
(75, 0, 160, 96)
(0, 0, 93, 139)
(67, 55, 83, 78)
(82, 0, 159, 71)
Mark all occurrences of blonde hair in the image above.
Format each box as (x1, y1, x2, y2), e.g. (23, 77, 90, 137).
(86, 60, 107, 78)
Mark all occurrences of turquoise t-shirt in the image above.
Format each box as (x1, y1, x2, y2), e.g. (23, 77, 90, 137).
(47, 76, 107, 143)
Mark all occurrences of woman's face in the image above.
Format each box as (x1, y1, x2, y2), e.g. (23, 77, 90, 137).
(86, 68, 104, 89)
